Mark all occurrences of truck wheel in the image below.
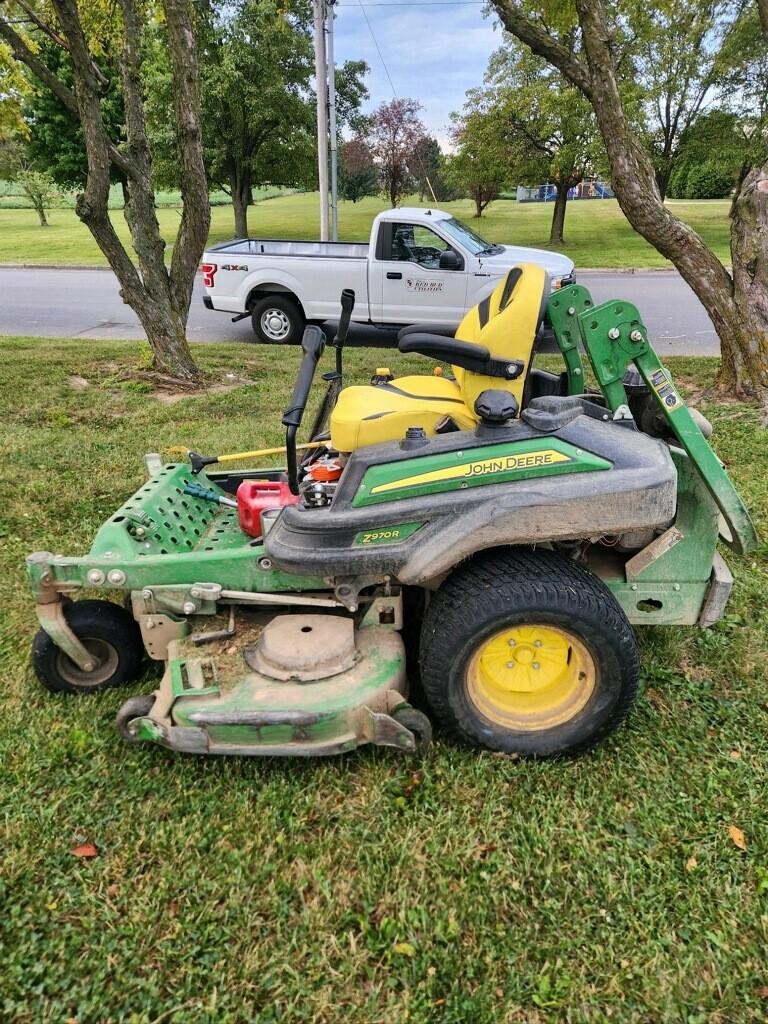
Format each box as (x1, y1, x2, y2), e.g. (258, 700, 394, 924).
(251, 295, 304, 344)
(419, 548, 639, 758)
(32, 600, 144, 695)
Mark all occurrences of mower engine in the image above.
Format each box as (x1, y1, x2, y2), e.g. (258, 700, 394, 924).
(299, 454, 344, 508)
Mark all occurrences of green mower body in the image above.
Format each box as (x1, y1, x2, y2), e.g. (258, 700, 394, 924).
(27, 283, 757, 760)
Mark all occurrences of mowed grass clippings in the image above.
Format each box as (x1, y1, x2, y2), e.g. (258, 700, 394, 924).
(0, 337, 767, 1024)
(0, 194, 731, 270)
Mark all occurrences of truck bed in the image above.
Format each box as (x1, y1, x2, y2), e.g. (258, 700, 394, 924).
(209, 238, 369, 260)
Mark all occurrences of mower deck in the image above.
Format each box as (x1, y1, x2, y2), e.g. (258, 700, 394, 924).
(126, 609, 412, 757)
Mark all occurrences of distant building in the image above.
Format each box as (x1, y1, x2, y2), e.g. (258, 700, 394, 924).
(516, 179, 614, 202)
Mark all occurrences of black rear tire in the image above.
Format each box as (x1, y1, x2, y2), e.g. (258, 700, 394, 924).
(420, 548, 639, 757)
(251, 295, 304, 344)
(32, 600, 144, 695)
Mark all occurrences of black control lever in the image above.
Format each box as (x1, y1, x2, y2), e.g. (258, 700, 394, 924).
(332, 288, 355, 380)
(282, 325, 326, 494)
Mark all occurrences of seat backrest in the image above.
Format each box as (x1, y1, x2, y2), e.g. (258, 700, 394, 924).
(454, 263, 549, 415)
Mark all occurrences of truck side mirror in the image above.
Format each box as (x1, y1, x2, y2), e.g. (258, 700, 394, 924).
(439, 250, 463, 271)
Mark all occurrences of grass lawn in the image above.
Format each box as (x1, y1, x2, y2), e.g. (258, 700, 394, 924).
(0, 193, 731, 270)
(1, 336, 766, 1022)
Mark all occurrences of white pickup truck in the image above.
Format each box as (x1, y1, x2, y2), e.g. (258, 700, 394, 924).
(201, 207, 575, 344)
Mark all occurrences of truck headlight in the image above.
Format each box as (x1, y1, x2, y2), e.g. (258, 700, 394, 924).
(552, 271, 576, 290)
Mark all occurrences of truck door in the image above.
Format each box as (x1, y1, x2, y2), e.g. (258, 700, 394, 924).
(372, 221, 468, 325)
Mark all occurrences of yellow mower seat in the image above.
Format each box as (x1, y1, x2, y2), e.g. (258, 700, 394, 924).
(329, 374, 477, 453)
(330, 264, 549, 452)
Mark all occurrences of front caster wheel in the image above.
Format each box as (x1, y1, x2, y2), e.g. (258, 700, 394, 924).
(32, 600, 144, 695)
(392, 706, 433, 754)
(116, 695, 156, 742)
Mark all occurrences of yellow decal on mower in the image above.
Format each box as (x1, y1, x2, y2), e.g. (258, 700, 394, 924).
(370, 448, 571, 496)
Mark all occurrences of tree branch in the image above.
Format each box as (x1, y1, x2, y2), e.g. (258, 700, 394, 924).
(13, 0, 111, 93)
(0, 13, 78, 114)
(0, 10, 132, 177)
(490, 1, 593, 99)
(162, 0, 211, 317)
(13, 0, 68, 50)
(118, 0, 170, 294)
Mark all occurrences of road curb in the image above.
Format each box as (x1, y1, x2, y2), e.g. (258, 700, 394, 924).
(0, 262, 116, 271)
(0, 263, 732, 275)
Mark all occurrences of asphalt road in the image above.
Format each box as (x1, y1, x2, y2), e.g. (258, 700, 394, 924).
(0, 266, 719, 355)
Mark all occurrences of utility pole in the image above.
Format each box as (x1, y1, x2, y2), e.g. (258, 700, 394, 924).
(312, 0, 330, 241)
(326, 0, 339, 241)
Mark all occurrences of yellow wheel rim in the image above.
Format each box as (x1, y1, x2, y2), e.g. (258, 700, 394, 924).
(466, 623, 596, 731)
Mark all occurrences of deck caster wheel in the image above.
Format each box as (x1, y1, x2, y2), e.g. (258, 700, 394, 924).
(116, 695, 156, 742)
(32, 599, 144, 696)
(392, 706, 433, 754)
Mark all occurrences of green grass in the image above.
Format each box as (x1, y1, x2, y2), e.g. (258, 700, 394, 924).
(1, 337, 767, 1022)
(0, 180, 291, 210)
(0, 193, 731, 269)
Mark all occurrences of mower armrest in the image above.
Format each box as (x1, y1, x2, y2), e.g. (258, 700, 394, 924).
(397, 323, 456, 343)
(398, 332, 524, 381)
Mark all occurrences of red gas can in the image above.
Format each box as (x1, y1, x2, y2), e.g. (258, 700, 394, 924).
(236, 480, 299, 538)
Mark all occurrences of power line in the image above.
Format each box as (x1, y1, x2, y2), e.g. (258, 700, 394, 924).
(356, 0, 398, 98)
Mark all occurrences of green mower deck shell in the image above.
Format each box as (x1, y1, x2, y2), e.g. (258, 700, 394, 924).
(133, 623, 410, 756)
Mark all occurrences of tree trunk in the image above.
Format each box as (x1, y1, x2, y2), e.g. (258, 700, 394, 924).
(231, 168, 251, 237)
(491, 0, 768, 410)
(549, 186, 568, 243)
(655, 167, 668, 203)
(34, 198, 48, 226)
(720, 160, 768, 401)
(1, 0, 208, 382)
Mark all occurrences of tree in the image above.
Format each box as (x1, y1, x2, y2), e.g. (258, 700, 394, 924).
(408, 136, 459, 204)
(338, 136, 378, 203)
(20, 41, 125, 188)
(0, 136, 58, 225)
(456, 40, 601, 240)
(448, 109, 507, 217)
(0, 0, 210, 380)
(628, 1, 733, 200)
(369, 98, 427, 208)
(667, 111, 748, 198)
(490, 0, 768, 410)
(144, 3, 368, 237)
(0, 39, 31, 139)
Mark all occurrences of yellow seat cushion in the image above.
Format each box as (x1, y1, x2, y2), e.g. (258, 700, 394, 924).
(329, 264, 549, 452)
(330, 375, 476, 452)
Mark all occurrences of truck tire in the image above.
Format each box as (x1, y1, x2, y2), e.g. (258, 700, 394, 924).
(251, 295, 305, 344)
(419, 547, 639, 758)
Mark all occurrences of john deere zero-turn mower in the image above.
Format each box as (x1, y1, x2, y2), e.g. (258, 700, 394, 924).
(27, 267, 757, 758)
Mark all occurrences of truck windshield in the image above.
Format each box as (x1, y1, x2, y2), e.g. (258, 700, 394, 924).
(439, 217, 503, 255)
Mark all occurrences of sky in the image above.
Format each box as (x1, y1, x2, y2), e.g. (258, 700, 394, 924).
(331, 0, 505, 147)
